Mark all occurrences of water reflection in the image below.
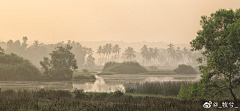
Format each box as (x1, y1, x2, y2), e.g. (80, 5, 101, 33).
(0, 81, 73, 91)
(0, 74, 202, 92)
(72, 75, 125, 93)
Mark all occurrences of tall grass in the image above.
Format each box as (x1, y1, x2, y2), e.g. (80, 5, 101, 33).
(124, 81, 197, 96)
(0, 88, 215, 111)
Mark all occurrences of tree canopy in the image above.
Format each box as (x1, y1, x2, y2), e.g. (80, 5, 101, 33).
(40, 45, 78, 80)
(179, 9, 240, 106)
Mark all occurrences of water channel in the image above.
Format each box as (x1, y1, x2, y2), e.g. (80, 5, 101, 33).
(0, 74, 202, 93)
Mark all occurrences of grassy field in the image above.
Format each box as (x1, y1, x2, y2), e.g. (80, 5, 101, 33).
(0, 80, 239, 110)
(0, 88, 226, 111)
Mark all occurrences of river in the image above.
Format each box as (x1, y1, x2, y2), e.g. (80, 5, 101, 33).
(0, 73, 202, 93)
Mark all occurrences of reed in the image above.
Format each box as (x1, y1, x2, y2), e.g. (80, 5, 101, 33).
(0, 88, 234, 111)
(124, 81, 197, 96)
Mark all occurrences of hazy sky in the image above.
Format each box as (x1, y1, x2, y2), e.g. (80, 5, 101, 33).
(1, 0, 240, 44)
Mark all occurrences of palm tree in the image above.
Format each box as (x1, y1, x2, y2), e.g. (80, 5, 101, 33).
(112, 44, 121, 61)
(167, 43, 176, 66)
(152, 47, 159, 65)
(102, 43, 112, 63)
(141, 45, 148, 65)
(124, 47, 136, 61)
(182, 47, 190, 64)
(97, 46, 103, 65)
(106, 43, 112, 61)
(175, 47, 183, 64)
(158, 49, 166, 66)
(147, 48, 154, 65)
(102, 45, 107, 64)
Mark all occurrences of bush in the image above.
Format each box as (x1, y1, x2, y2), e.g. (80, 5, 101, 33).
(73, 89, 86, 99)
(174, 64, 197, 74)
(102, 61, 147, 74)
(0, 53, 41, 81)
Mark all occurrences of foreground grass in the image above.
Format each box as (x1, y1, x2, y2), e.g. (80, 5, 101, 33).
(0, 88, 239, 111)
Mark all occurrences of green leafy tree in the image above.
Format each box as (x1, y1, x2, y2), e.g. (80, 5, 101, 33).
(179, 9, 240, 106)
(40, 45, 78, 80)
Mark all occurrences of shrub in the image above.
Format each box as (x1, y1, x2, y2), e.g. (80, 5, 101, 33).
(174, 64, 197, 74)
(73, 89, 86, 99)
(102, 61, 147, 74)
(0, 53, 41, 81)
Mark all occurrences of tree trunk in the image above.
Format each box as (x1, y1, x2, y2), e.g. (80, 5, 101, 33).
(229, 88, 238, 110)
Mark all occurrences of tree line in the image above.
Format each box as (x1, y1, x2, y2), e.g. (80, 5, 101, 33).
(3, 37, 204, 69)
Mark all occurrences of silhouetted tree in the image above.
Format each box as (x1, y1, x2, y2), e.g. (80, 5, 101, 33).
(124, 47, 136, 61)
(97, 46, 103, 65)
(40, 45, 78, 80)
(167, 43, 176, 66)
(141, 45, 148, 65)
(86, 55, 95, 68)
(112, 44, 121, 61)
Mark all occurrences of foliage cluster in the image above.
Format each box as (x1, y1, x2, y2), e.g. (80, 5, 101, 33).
(174, 64, 198, 74)
(97, 44, 121, 65)
(178, 9, 240, 107)
(40, 45, 78, 80)
(5, 39, 93, 68)
(0, 53, 41, 81)
(102, 61, 147, 74)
